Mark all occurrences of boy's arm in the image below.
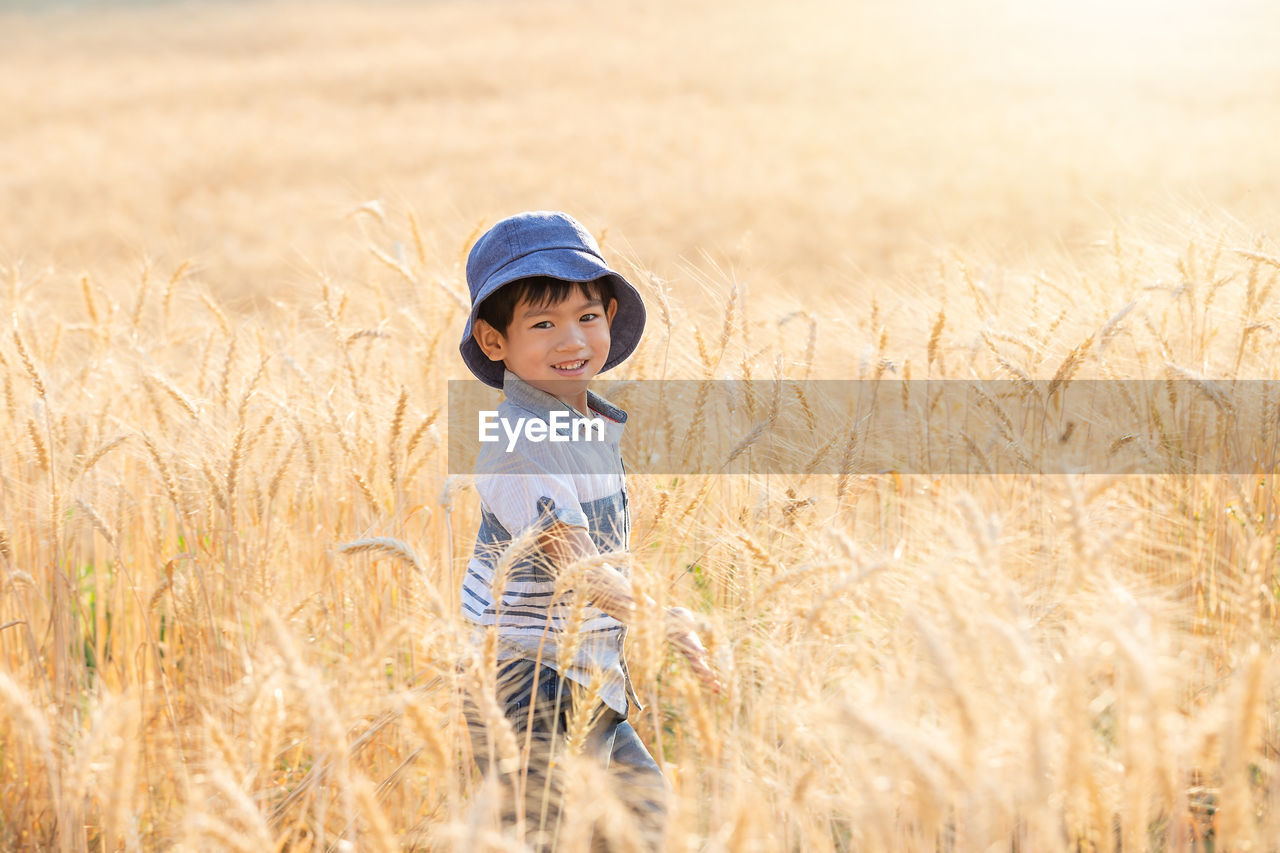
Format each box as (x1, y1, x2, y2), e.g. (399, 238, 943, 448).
(539, 521, 720, 692)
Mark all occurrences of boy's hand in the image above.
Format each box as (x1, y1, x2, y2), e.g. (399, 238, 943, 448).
(664, 606, 723, 694)
(540, 522, 724, 694)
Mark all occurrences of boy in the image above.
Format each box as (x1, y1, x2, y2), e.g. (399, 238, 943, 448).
(458, 211, 716, 850)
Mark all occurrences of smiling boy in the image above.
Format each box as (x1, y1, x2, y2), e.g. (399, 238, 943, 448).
(458, 211, 715, 850)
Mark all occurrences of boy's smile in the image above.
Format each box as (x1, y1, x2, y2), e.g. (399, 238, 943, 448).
(472, 287, 619, 415)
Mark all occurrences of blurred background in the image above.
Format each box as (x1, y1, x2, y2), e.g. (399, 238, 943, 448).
(3, 0, 1278, 311)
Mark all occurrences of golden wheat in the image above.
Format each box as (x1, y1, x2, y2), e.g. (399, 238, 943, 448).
(1, 1, 1279, 849)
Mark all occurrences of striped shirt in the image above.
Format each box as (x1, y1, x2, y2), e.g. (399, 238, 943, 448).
(462, 369, 641, 717)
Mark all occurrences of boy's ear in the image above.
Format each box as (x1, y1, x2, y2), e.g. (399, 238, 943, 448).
(472, 318, 506, 362)
(604, 298, 618, 326)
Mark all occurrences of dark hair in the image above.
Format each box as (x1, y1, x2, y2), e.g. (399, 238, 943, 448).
(476, 275, 616, 336)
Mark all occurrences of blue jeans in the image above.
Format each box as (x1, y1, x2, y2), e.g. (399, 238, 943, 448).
(465, 658, 668, 851)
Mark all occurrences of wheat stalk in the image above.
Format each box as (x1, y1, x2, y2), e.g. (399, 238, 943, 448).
(336, 536, 423, 571)
(1048, 334, 1094, 401)
(388, 385, 407, 495)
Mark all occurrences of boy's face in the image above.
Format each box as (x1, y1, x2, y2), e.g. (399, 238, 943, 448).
(472, 284, 619, 409)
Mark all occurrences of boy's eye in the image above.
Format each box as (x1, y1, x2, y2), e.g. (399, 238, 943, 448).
(580, 313, 598, 322)
(532, 321, 553, 329)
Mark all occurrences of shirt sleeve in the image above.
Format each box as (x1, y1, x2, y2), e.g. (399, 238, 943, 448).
(474, 445, 588, 537)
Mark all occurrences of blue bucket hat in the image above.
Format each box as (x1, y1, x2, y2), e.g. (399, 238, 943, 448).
(459, 211, 647, 388)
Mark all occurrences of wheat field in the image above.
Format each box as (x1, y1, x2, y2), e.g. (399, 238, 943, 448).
(3, 0, 1280, 850)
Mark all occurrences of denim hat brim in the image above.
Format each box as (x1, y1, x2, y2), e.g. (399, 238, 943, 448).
(459, 246, 647, 389)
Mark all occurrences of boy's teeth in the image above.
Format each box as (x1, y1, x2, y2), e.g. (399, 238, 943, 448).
(555, 360, 585, 369)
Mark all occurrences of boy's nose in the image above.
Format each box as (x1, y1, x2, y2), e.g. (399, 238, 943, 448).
(556, 326, 588, 351)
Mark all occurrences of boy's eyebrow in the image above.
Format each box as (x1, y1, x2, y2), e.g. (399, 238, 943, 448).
(518, 296, 603, 319)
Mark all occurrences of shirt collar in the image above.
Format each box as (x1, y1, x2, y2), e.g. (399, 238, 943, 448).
(501, 368, 628, 425)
